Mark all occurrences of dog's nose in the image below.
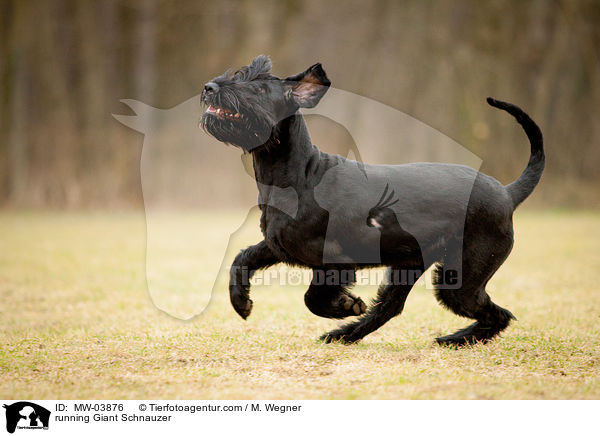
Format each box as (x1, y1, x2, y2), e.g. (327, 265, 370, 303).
(204, 82, 219, 96)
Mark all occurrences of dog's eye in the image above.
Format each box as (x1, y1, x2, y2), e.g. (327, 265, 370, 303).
(257, 87, 266, 94)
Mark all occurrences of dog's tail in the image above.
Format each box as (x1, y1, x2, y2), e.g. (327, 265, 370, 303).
(487, 97, 545, 209)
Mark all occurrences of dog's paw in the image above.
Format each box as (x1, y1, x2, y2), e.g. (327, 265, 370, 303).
(319, 331, 347, 344)
(319, 327, 360, 344)
(435, 335, 467, 347)
(435, 334, 488, 347)
(435, 321, 499, 347)
(307, 293, 367, 319)
(230, 291, 253, 320)
(335, 294, 367, 318)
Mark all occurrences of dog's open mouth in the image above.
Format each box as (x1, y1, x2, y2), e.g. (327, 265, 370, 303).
(205, 105, 242, 120)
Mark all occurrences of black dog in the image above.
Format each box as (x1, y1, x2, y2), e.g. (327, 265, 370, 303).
(201, 55, 544, 345)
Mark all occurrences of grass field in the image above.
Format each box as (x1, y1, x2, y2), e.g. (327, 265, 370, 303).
(1, 210, 599, 399)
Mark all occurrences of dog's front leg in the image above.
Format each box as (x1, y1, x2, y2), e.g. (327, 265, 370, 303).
(230, 240, 279, 319)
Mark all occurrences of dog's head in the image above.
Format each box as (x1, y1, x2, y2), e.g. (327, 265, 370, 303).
(200, 55, 330, 151)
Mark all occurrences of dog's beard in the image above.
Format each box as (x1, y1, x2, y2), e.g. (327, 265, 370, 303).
(201, 110, 275, 151)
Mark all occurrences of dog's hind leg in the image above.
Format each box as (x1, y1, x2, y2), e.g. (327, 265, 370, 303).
(230, 240, 280, 319)
(320, 260, 425, 344)
(304, 268, 367, 319)
(434, 232, 516, 346)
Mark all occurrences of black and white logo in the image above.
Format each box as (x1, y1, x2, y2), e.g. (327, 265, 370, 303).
(3, 402, 50, 433)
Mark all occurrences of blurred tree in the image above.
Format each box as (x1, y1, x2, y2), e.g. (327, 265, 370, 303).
(0, 0, 598, 208)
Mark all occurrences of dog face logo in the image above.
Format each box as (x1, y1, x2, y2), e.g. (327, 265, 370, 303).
(3, 402, 50, 433)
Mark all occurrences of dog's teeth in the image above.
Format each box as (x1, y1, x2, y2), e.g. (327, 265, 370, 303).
(234, 113, 239, 118)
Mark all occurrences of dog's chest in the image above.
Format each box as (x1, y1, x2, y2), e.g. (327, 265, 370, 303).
(260, 206, 327, 266)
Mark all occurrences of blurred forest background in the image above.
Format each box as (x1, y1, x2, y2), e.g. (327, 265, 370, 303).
(1, 0, 599, 209)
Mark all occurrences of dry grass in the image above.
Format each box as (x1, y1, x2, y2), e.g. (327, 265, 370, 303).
(0, 210, 599, 399)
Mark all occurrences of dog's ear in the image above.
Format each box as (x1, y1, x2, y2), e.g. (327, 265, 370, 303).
(284, 63, 331, 108)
